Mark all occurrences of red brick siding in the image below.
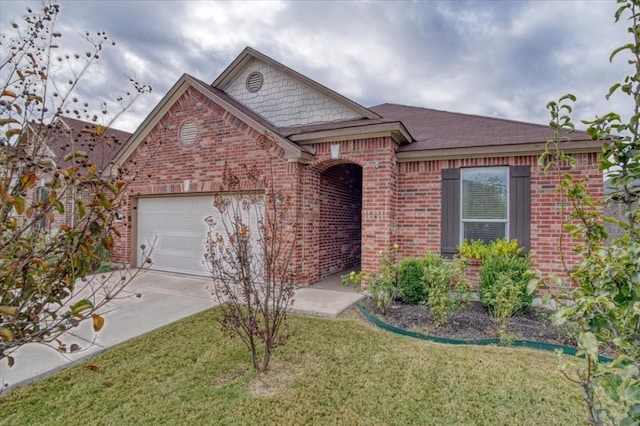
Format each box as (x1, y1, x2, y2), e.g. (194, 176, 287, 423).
(300, 137, 398, 283)
(112, 88, 298, 272)
(397, 153, 603, 285)
(530, 153, 603, 284)
(318, 163, 362, 278)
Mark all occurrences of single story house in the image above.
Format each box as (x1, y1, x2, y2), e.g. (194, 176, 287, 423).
(110, 47, 604, 285)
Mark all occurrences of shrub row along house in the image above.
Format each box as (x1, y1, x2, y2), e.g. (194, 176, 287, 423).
(106, 47, 603, 285)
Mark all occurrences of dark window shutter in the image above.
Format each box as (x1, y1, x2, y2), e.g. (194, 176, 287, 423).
(441, 168, 460, 257)
(509, 166, 531, 251)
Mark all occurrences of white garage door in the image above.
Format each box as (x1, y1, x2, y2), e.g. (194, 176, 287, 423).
(136, 195, 263, 276)
(137, 196, 215, 276)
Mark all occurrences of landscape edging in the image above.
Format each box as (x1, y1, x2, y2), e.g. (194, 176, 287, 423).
(357, 303, 614, 363)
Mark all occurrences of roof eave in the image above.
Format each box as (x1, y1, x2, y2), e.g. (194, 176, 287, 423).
(186, 76, 313, 159)
(289, 122, 412, 145)
(395, 139, 603, 162)
(110, 74, 314, 176)
(287, 151, 315, 165)
(212, 47, 256, 88)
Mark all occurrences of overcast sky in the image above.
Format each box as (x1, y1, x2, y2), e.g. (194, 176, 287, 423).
(0, 0, 633, 133)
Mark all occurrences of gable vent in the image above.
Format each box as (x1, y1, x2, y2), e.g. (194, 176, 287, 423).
(180, 121, 198, 146)
(246, 71, 264, 93)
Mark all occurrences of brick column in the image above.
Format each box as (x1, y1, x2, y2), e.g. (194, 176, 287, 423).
(360, 137, 397, 274)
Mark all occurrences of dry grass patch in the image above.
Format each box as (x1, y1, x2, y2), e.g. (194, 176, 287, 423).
(248, 354, 320, 397)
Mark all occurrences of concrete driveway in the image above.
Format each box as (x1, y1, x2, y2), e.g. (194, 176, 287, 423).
(1, 269, 362, 392)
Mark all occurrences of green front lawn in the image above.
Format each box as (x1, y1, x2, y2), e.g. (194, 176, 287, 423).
(0, 307, 586, 425)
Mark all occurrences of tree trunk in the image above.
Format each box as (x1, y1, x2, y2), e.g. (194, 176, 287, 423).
(258, 345, 272, 373)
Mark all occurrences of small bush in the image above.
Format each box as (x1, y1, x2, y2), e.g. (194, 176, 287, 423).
(479, 254, 535, 317)
(397, 257, 428, 304)
(90, 246, 112, 272)
(342, 245, 400, 314)
(367, 273, 397, 314)
(344, 247, 469, 320)
(423, 254, 469, 326)
(459, 238, 523, 260)
(459, 239, 534, 318)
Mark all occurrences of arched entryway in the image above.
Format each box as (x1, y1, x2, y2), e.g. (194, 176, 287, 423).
(317, 163, 363, 278)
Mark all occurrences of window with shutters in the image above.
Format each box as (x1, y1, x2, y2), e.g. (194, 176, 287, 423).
(460, 167, 508, 244)
(440, 165, 530, 257)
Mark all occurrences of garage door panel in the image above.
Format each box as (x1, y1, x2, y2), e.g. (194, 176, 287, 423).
(153, 235, 197, 251)
(146, 252, 207, 275)
(136, 195, 262, 277)
(137, 196, 215, 276)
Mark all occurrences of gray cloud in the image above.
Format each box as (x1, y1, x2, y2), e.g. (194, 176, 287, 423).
(1, 0, 633, 133)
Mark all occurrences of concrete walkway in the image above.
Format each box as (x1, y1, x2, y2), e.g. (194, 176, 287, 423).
(1, 269, 363, 392)
(292, 267, 362, 318)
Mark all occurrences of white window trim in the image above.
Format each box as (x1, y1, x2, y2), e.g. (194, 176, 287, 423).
(459, 166, 509, 244)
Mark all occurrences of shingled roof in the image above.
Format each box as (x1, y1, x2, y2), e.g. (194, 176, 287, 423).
(111, 47, 604, 166)
(46, 117, 132, 170)
(370, 103, 593, 152)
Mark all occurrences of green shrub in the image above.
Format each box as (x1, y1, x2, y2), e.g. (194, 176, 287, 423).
(459, 238, 523, 260)
(492, 271, 525, 344)
(343, 270, 397, 314)
(458, 238, 534, 318)
(423, 254, 469, 326)
(397, 257, 428, 304)
(343, 247, 469, 320)
(90, 246, 112, 272)
(342, 245, 400, 314)
(479, 254, 535, 317)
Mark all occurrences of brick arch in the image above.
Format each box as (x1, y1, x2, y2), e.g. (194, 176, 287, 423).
(309, 157, 365, 174)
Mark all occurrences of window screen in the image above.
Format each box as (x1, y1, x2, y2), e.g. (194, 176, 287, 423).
(461, 167, 508, 244)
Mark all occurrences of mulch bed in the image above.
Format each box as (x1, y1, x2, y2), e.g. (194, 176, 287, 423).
(361, 297, 577, 347)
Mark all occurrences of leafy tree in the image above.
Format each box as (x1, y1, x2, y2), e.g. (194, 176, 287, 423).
(205, 150, 296, 373)
(0, 3, 152, 379)
(536, 1, 640, 424)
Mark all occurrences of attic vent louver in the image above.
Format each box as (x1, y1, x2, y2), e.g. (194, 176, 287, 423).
(180, 120, 198, 146)
(246, 71, 264, 93)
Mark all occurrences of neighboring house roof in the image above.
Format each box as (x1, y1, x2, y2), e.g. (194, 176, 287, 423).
(0, 137, 31, 169)
(48, 117, 131, 170)
(2, 118, 130, 174)
(0, 138, 23, 174)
